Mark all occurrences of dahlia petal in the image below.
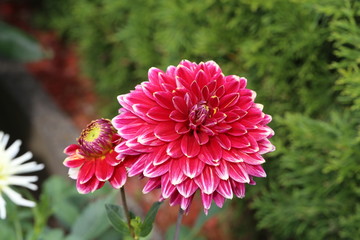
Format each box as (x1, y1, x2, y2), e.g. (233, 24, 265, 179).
(228, 163, 250, 183)
(176, 76, 190, 90)
(153, 91, 174, 109)
(248, 126, 273, 141)
(115, 141, 140, 155)
(212, 123, 232, 133)
(198, 148, 219, 166)
(176, 66, 193, 86)
(169, 159, 186, 185)
(132, 104, 151, 117)
(78, 161, 96, 184)
(225, 112, 241, 123)
(105, 152, 121, 166)
(231, 180, 246, 198)
(224, 75, 241, 93)
(204, 60, 222, 78)
(214, 160, 229, 180)
(64, 156, 85, 168)
(172, 96, 188, 114)
(161, 174, 177, 198)
(95, 159, 114, 181)
(214, 135, 231, 150)
(194, 131, 209, 145)
(259, 114, 272, 125)
(137, 131, 163, 146)
(207, 80, 217, 94)
(180, 156, 205, 179)
(238, 152, 265, 165)
(128, 156, 146, 177)
(228, 135, 250, 148)
(177, 179, 198, 198)
(227, 122, 247, 136)
(244, 164, 267, 178)
(195, 70, 208, 89)
(238, 96, 253, 110)
(143, 161, 170, 178)
(148, 67, 163, 84)
(141, 82, 157, 100)
(154, 122, 180, 142)
(220, 93, 240, 109)
(64, 144, 79, 155)
(152, 145, 171, 165)
(217, 180, 233, 199)
(244, 107, 264, 124)
(213, 192, 226, 208)
(117, 123, 144, 139)
(204, 140, 222, 162)
(143, 177, 161, 194)
(215, 85, 225, 97)
(200, 192, 213, 214)
(147, 107, 171, 121)
(201, 85, 210, 100)
(166, 140, 183, 158)
(109, 165, 127, 189)
(242, 135, 259, 153)
(126, 138, 153, 152)
(181, 134, 200, 158)
(175, 122, 190, 134)
(76, 177, 103, 194)
(169, 191, 182, 206)
(258, 139, 276, 154)
(195, 167, 220, 194)
(180, 196, 194, 211)
(169, 110, 188, 122)
(190, 81, 202, 100)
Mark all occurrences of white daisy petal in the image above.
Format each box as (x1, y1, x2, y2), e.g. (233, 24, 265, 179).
(0, 131, 44, 219)
(2, 187, 35, 208)
(11, 152, 33, 166)
(0, 132, 9, 150)
(0, 195, 6, 219)
(8, 176, 39, 191)
(10, 162, 44, 175)
(5, 139, 21, 160)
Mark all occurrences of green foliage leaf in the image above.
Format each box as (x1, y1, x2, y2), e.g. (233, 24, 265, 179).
(0, 21, 44, 62)
(139, 201, 162, 237)
(67, 194, 115, 240)
(105, 203, 129, 235)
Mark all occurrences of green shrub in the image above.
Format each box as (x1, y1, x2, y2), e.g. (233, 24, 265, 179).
(38, 0, 360, 239)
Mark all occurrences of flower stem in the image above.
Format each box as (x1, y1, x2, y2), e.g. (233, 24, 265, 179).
(174, 207, 184, 240)
(120, 187, 135, 239)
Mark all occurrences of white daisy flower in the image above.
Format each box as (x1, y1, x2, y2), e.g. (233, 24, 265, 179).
(0, 131, 44, 219)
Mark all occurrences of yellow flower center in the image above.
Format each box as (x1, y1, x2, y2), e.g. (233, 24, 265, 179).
(82, 123, 102, 143)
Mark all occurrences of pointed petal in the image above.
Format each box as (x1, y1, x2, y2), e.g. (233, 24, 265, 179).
(244, 164, 267, 178)
(180, 156, 205, 178)
(109, 165, 127, 189)
(154, 122, 180, 142)
(147, 107, 171, 121)
(181, 134, 200, 158)
(177, 179, 198, 198)
(217, 180, 233, 199)
(166, 139, 183, 158)
(213, 192, 225, 208)
(169, 159, 186, 185)
(195, 167, 220, 194)
(201, 192, 212, 215)
(143, 178, 161, 194)
(78, 161, 95, 184)
(128, 156, 146, 177)
(95, 159, 114, 181)
(161, 174, 176, 198)
(231, 180, 246, 198)
(214, 160, 229, 180)
(143, 161, 170, 178)
(228, 163, 250, 183)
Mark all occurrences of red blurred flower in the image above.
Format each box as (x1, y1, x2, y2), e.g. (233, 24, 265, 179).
(112, 60, 275, 213)
(64, 119, 134, 194)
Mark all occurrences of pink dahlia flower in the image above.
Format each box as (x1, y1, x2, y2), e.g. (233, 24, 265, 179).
(64, 119, 134, 194)
(112, 60, 275, 213)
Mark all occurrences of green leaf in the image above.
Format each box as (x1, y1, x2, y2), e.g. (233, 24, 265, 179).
(0, 21, 44, 62)
(67, 195, 115, 240)
(105, 203, 130, 235)
(139, 201, 162, 237)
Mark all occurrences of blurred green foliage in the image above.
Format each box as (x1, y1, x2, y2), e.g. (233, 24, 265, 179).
(38, 0, 360, 239)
